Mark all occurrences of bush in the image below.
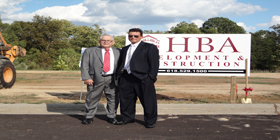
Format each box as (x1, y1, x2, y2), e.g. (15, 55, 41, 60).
(53, 48, 81, 70)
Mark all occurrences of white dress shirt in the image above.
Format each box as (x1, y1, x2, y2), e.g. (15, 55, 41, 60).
(102, 47, 114, 75)
(124, 41, 141, 72)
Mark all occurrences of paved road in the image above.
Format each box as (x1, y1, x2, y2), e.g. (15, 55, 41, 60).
(1, 103, 280, 140)
(0, 114, 280, 140)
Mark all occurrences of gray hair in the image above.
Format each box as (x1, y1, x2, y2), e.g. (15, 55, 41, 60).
(99, 34, 114, 41)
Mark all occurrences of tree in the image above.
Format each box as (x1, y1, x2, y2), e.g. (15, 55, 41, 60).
(270, 24, 280, 44)
(31, 15, 64, 52)
(251, 30, 278, 71)
(169, 21, 201, 34)
(270, 24, 280, 70)
(69, 24, 105, 52)
(0, 19, 13, 44)
(200, 17, 246, 34)
(0, 19, 9, 32)
(143, 30, 168, 34)
(113, 35, 126, 48)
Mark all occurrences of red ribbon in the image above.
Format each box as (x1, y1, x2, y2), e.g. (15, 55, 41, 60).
(243, 87, 253, 96)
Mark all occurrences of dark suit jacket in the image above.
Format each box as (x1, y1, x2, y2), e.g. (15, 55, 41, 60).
(117, 41, 159, 82)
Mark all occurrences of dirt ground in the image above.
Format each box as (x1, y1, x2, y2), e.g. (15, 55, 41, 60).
(1, 71, 280, 104)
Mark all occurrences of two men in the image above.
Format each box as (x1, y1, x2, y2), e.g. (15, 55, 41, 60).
(117, 28, 159, 128)
(81, 28, 159, 128)
(80, 35, 120, 125)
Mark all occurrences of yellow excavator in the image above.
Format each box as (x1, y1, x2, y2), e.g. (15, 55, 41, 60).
(0, 32, 26, 88)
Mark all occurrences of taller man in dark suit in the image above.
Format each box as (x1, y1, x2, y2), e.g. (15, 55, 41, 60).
(117, 28, 159, 128)
(81, 35, 120, 125)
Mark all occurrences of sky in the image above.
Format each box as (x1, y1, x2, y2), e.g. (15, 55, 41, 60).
(0, 0, 280, 35)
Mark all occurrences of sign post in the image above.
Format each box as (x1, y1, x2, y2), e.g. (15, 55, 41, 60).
(79, 47, 87, 103)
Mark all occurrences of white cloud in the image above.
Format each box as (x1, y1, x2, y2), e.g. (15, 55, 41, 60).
(237, 22, 256, 32)
(165, 22, 179, 30)
(102, 23, 141, 35)
(2, 3, 90, 24)
(257, 15, 280, 27)
(0, 0, 30, 19)
(0, 0, 267, 35)
(191, 19, 204, 28)
(82, 0, 266, 25)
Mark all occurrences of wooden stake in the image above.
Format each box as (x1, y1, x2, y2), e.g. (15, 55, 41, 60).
(230, 76, 237, 103)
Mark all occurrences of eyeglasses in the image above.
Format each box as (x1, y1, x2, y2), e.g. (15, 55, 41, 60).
(100, 40, 113, 42)
(128, 35, 139, 38)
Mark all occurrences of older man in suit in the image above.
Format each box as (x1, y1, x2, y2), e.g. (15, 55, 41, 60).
(81, 35, 120, 125)
(117, 28, 159, 128)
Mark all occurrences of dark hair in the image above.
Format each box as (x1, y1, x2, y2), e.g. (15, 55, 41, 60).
(128, 28, 143, 36)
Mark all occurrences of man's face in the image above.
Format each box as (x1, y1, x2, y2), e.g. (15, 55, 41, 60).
(128, 32, 142, 44)
(99, 35, 115, 49)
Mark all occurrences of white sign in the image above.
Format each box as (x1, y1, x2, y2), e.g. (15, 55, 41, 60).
(125, 34, 251, 76)
(79, 47, 87, 68)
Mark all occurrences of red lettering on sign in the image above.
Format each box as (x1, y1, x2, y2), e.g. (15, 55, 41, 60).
(197, 37, 214, 52)
(218, 37, 239, 52)
(159, 55, 163, 60)
(171, 61, 177, 66)
(167, 37, 190, 52)
(199, 62, 204, 66)
(176, 55, 182, 60)
(190, 62, 195, 66)
(224, 62, 230, 67)
(194, 55, 201, 60)
(167, 55, 172, 60)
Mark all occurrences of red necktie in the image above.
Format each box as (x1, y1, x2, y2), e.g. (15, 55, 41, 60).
(103, 49, 110, 73)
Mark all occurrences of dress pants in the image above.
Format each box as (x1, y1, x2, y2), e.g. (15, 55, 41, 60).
(85, 75, 116, 119)
(119, 71, 157, 125)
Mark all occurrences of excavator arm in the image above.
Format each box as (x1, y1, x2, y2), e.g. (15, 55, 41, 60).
(0, 33, 26, 62)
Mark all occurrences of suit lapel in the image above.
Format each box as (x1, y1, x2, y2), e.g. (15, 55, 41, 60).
(95, 46, 103, 64)
(112, 47, 118, 68)
(131, 41, 144, 60)
(121, 46, 129, 67)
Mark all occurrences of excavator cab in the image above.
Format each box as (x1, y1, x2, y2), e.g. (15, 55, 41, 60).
(0, 32, 26, 88)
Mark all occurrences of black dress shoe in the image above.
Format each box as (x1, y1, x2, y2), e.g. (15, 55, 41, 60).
(145, 124, 155, 128)
(107, 118, 119, 124)
(117, 120, 135, 125)
(82, 118, 93, 125)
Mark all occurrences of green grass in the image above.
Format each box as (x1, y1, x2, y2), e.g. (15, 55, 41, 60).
(209, 77, 228, 79)
(249, 82, 275, 84)
(0, 94, 38, 104)
(210, 77, 274, 80)
(245, 77, 273, 79)
(52, 74, 81, 77)
(0, 94, 71, 104)
(156, 88, 165, 91)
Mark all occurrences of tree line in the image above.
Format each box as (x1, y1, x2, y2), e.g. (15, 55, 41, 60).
(0, 16, 279, 71)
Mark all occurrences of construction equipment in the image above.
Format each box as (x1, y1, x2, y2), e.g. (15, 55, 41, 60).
(0, 32, 26, 89)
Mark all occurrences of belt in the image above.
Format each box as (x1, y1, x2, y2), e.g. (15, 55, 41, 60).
(102, 74, 113, 77)
(123, 69, 131, 74)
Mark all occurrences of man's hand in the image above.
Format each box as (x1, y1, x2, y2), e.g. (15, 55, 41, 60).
(84, 79, 94, 86)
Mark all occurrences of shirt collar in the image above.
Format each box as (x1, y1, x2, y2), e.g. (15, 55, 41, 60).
(102, 47, 112, 51)
(131, 41, 141, 48)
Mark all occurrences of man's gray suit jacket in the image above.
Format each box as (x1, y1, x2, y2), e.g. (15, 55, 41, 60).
(81, 46, 120, 86)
